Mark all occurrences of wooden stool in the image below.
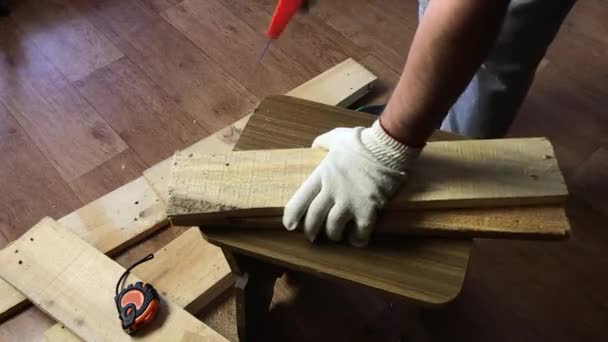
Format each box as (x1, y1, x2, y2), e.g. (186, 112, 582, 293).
(202, 96, 472, 341)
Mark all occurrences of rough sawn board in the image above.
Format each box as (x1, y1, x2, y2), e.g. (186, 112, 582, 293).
(168, 137, 568, 238)
(0, 218, 226, 342)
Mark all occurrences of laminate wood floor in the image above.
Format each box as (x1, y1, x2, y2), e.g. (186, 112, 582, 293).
(0, 1, 606, 341)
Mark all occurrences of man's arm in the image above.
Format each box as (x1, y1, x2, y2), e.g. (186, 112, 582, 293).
(283, 0, 511, 246)
(382, 0, 510, 146)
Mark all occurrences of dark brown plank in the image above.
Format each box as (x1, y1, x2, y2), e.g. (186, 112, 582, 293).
(221, 0, 365, 76)
(10, 0, 124, 82)
(74, 57, 210, 166)
(161, 0, 313, 98)
(0, 103, 81, 247)
(71, 0, 259, 133)
(0, 20, 128, 182)
(68, 149, 148, 204)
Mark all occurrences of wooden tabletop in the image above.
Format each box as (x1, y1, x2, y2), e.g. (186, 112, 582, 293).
(204, 96, 472, 305)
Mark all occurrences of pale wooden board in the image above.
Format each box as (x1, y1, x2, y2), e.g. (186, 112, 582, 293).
(144, 58, 377, 203)
(44, 227, 233, 341)
(0, 218, 226, 342)
(285, 58, 377, 107)
(0, 176, 166, 322)
(144, 115, 250, 204)
(168, 139, 568, 235)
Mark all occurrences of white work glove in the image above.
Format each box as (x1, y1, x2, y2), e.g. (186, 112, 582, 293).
(283, 120, 423, 247)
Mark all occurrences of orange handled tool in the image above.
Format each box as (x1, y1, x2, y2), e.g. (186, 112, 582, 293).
(114, 254, 160, 334)
(266, 0, 305, 39)
(255, 0, 313, 68)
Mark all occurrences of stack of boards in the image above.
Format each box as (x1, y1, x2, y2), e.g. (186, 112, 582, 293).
(167, 136, 570, 240)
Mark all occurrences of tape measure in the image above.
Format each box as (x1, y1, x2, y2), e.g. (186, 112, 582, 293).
(114, 254, 160, 334)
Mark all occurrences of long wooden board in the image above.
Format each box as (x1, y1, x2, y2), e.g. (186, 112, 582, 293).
(0, 58, 378, 322)
(167, 139, 568, 238)
(0, 218, 226, 341)
(44, 227, 233, 341)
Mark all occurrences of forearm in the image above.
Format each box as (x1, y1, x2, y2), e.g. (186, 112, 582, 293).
(381, 0, 509, 146)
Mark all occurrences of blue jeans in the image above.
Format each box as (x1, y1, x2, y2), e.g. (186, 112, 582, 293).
(418, 0, 576, 138)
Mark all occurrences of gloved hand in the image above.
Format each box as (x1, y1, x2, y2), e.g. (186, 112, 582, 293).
(282, 120, 423, 247)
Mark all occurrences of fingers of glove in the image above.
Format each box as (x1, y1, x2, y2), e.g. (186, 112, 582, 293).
(325, 205, 352, 242)
(303, 191, 334, 242)
(312, 128, 351, 149)
(283, 170, 322, 231)
(347, 211, 378, 248)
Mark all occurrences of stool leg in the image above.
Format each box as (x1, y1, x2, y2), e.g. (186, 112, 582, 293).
(222, 250, 284, 342)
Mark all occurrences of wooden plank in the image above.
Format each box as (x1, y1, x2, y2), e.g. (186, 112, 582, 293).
(144, 116, 250, 204)
(144, 58, 377, 203)
(0, 20, 128, 182)
(0, 218, 226, 341)
(285, 58, 377, 107)
(10, 0, 123, 82)
(206, 230, 470, 305)
(74, 57, 211, 166)
(45, 227, 233, 342)
(161, 0, 313, 98)
(58, 176, 167, 255)
(191, 205, 569, 240)
(167, 140, 567, 228)
(0, 177, 166, 322)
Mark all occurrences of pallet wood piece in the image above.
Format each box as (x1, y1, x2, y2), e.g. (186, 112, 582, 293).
(0, 176, 166, 322)
(0, 218, 226, 342)
(284, 58, 377, 107)
(44, 227, 233, 341)
(167, 138, 568, 238)
(186, 205, 569, 240)
(144, 58, 377, 203)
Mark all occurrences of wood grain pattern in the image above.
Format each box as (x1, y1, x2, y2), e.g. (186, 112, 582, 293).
(68, 148, 148, 204)
(74, 57, 210, 166)
(162, 0, 312, 98)
(0, 218, 226, 341)
(188, 205, 569, 240)
(205, 230, 470, 305)
(144, 116, 250, 204)
(144, 58, 377, 203)
(0, 20, 127, 182)
(168, 137, 567, 220)
(44, 227, 233, 342)
(0, 176, 167, 321)
(0, 104, 81, 248)
(10, 0, 123, 82)
(73, 0, 259, 133)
